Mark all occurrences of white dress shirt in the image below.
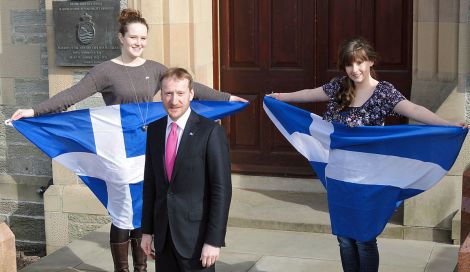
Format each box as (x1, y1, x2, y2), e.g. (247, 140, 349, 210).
(165, 108, 192, 152)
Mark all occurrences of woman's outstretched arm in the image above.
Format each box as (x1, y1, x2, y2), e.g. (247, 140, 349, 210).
(268, 87, 329, 103)
(394, 99, 467, 127)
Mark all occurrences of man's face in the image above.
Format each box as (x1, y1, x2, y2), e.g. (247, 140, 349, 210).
(161, 77, 194, 121)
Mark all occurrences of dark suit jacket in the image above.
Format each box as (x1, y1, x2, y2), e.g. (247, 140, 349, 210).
(141, 110, 232, 259)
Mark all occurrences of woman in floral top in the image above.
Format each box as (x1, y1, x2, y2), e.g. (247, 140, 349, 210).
(270, 37, 466, 272)
(322, 77, 405, 127)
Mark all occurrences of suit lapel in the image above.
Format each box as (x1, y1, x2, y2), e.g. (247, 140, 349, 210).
(170, 111, 200, 182)
(156, 118, 170, 183)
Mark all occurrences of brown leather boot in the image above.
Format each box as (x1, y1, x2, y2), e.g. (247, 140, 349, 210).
(130, 238, 147, 272)
(110, 241, 130, 272)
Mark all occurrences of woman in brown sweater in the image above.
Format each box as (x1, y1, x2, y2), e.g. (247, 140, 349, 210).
(9, 9, 246, 272)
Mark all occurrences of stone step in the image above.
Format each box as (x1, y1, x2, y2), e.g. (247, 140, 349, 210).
(228, 188, 451, 243)
(232, 174, 325, 193)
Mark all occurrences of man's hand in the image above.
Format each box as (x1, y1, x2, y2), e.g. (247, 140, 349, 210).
(141, 234, 155, 259)
(200, 243, 220, 267)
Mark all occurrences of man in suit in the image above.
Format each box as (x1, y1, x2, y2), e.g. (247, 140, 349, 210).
(141, 67, 232, 271)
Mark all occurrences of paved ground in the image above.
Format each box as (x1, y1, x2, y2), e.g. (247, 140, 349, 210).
(22, 178, 460, 271)
(21, 224, 458, 272)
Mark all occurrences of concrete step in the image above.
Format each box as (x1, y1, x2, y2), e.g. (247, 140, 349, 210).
(231, 174, 326, 193)
(228, 187, 452, 243)
(21, 224, 460, 272)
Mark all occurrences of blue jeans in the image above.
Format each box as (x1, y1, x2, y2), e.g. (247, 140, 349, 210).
(337, 236, 379, 272)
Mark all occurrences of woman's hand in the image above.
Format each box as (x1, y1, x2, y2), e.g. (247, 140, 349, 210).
(455, 122, 468, 128)
(229, 95, 248, 102)
(7, 109, 34, 123)
(266, 92, 282, 100)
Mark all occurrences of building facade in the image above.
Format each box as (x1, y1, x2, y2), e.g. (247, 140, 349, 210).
(0, 0, 469, 255)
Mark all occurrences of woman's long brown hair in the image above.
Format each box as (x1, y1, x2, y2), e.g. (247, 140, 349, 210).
(336, 37, 378, 110)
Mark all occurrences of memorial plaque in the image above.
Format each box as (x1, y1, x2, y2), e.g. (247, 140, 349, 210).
(53, 0, 120, 66)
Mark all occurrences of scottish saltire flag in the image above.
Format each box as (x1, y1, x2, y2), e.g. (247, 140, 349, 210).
(11, 101, 247, 229)
(263, 96, 467, 241)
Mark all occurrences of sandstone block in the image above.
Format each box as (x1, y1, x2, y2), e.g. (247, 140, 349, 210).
(62, 185, 107, 215)
(460, 233, 470, 271)
(0, 222, 17, 272)
(44, 185, 62, 212)
(44, 211, 69, 249)
(461, 166, 470, 244)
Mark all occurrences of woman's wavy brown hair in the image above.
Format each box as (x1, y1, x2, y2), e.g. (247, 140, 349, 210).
(118, 8, 148, 36)
(336, 37, 378, 110)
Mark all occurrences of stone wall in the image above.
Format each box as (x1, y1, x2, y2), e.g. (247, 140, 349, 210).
(0, 0, 49, 256)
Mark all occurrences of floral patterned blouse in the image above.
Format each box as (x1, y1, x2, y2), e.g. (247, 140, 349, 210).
(322, 76, 405, 127)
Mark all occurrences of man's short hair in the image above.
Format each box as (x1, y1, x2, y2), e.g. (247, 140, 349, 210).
(159, 67, 194, 90)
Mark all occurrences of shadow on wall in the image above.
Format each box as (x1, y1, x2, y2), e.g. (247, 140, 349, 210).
(248, 188, 404, 225)
(433, 211, 459, 244)
(410, 79, 457, 113)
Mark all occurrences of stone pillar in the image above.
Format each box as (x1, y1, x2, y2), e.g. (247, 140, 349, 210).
(404, 0, 470, 242)
(140, 0, 214, 86)
(0, 223, 17, 272)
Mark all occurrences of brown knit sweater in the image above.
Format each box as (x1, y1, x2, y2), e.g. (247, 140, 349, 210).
(33, 60, 230, 116)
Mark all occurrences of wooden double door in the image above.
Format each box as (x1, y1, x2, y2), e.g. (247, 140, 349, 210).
(218, 0, 413, 176)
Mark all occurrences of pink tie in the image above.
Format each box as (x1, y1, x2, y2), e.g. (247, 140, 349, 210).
(165, 122, 178, 181)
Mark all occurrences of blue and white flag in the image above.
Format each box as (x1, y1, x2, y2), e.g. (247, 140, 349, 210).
(11, 101, 247, 229)
(263, 96, 467, 241)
